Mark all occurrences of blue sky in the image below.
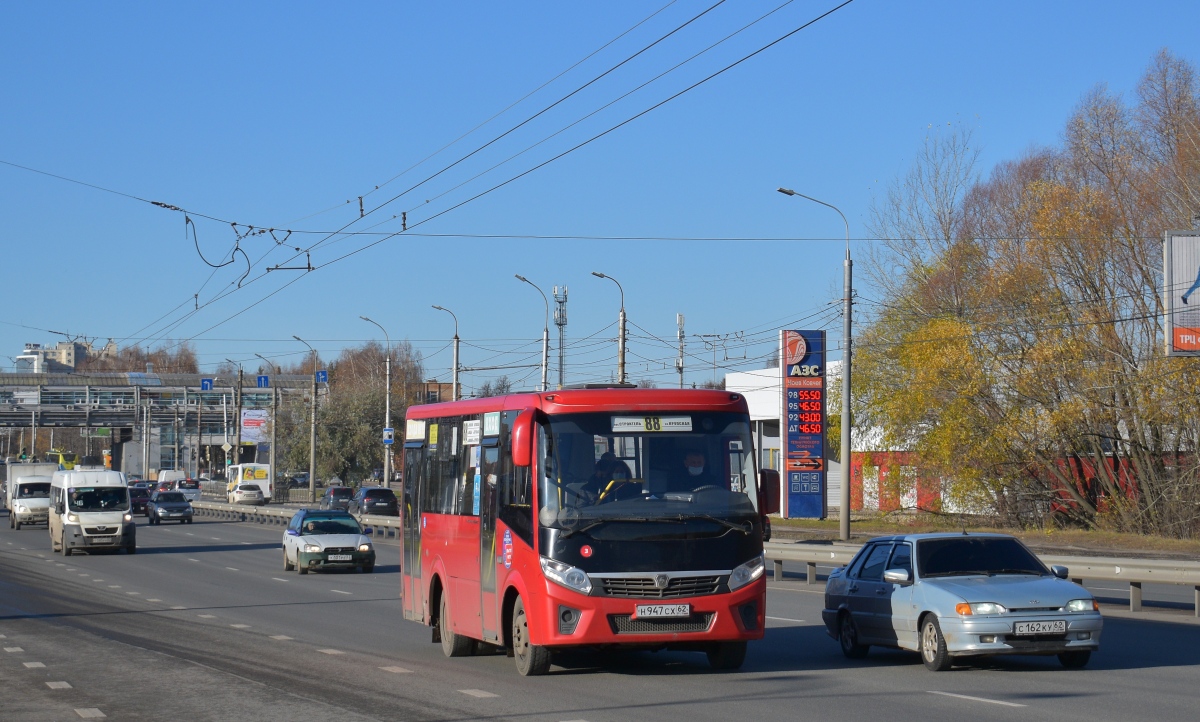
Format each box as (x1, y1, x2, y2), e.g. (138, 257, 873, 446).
(2, 1, 1197, 393)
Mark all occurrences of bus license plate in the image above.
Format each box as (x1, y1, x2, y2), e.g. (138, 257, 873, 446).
(327, 554, 352, 561)
(89, 536, 116, 545)
(1012, 620, 1066, 635)
(634, 604, 690, 619)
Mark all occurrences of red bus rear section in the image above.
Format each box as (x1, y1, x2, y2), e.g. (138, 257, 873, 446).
(400, 388, 780, 675)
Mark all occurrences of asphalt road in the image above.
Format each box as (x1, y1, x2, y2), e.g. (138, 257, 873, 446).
(2, 514, 1199, 721)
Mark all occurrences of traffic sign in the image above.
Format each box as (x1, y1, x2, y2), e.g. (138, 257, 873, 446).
(221, 442, 233, 452)
(200, 378, 214, 391)
(315, 369, 328, 384)
(256, 375, 270, 388)
(383, 427, 395, 445)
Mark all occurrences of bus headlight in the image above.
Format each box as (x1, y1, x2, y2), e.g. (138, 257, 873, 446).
(67, 513, 79, 523)
(540, 556, 592, 595)
(729, 554, 765, 591)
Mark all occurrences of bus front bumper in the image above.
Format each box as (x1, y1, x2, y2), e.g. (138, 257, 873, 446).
(532, 577, 766, 648)
(63, 522, 136, 551)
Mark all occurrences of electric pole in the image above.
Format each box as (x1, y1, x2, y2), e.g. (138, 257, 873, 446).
(554, 285, 568, 389)
(676, 313, 685, 389)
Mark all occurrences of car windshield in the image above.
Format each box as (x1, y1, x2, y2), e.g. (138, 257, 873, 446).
(18, 482, 50, 498)
(156, 492, 187, 503)
(239, 485, 261, 492)
(300, 517, 361, 535)
(918, 537, 1048, 577)
(537, 411, 759, 531)
(330, 488, 352, 498)
(178, 480, 199, 489)
(130, 489, 149, 499)
(68, 487, 130, 512)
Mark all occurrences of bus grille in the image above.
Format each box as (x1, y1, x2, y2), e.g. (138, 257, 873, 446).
(608, 613, 715, 634)
(84, 527, 119, 535)
(600, 576, 723, 599)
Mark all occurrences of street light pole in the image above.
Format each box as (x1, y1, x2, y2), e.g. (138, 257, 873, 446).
(777, 187, 853, 542)
(254, 353, 280, 499)
(515, 274, 550, 392)
(360, 316, 392, 485)
(431, 306, 460, 401)
(591, 272, 627, 384)
(225, 359, 244, 467)
(293, 336, 319, 503)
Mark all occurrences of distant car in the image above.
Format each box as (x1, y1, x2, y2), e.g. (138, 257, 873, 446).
(347, 487, 398, 517)
(228, 484, 265, 506)
(822, 533, 1103, 671)
(146, 491, 194, 525)
(130, 481, 155, 491)
(176, 478, 202, 502)
(319, 486, 354, 511)
(282, 509, 375, 574)
(129, 487, 151, 515)
(285, 471, 309, 489)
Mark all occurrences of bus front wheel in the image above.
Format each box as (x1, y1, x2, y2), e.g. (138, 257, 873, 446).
(706, 641, 747, 670)
(511, 596, 551, 676)
(439, 592, 472, 657)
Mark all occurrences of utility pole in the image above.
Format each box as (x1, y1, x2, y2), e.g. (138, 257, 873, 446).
(142, 403, 151, 479)
(235, 366, 244, 466)
(591, 272, 627, 384)
(294, 336, 319, 503)
(254, 353, 279, 495)
(173, 406, 179, 471)
(676, 313, 685, 389)
(554, 285, 568, 389)
(360, 317, 392, 486)
(515, 275, 550, 392)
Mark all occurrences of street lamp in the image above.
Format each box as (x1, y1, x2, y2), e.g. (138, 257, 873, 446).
(225, 358, 245, 465)
(254, 353, 280, 498)
(293, 335, 319, 503)
(591, 272, 627, 384)
(514, 274, 550, 392)
(777, 186, 853, 542)
(361, 316, 393, 485)
(431, 306, 460, 401)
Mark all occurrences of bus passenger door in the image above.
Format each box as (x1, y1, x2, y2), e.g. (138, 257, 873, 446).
(478, 444, 501, 643)
(401, 443, 424, 622)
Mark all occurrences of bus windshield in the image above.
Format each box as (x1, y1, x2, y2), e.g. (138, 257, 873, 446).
(537, 411, 759, 531)
(67, 487, 130, 512)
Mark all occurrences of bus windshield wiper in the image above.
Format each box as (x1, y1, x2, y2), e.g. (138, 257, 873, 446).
(558, 516, 656, 539)
(672, 514, 752, 535)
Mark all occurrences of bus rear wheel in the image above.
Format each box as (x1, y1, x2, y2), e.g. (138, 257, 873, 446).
(511, 596, 551, 676)
(439, 592, 473, 657)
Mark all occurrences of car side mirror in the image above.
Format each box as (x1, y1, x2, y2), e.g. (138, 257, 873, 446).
(1051, 565, 1069, 579)
(758, 469, 780, 516)
(363, 527, 374, 535)
(285, 529, 299, 536)
(882, 568, 911, 585)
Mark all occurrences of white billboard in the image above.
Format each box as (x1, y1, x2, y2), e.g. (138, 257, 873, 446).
(1164, 232, 1200, 356)
(240, 409, 270, 444)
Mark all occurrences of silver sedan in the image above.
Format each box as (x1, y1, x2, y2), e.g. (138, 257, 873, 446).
(822, 532, 1102, 670)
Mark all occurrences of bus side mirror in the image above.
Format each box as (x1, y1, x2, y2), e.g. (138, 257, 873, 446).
(758, 469, 780, 516)
(511, 409, 534, 467)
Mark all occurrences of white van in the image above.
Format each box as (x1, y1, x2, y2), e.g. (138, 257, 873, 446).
(226, 464, 273, 503)
(8, 474, 52, 530)
(49, 470, 136, 556)
(4, 462, 59, 511)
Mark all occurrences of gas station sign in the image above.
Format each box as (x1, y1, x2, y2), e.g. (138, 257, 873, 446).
(781, 329, 827, 519)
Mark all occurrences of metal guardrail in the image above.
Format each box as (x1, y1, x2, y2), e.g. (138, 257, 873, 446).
(190, 500, 401, 539)
(762, 540, 1200, 617)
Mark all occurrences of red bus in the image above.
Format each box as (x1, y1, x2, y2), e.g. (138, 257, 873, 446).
(400, 388, 780, 675)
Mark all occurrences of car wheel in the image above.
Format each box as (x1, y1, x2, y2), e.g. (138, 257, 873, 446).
(439, 592, 473, 657)
(1058, 650, 1091, 669)
(8, 515, 13, 529)
(13, 519, 20, 531)
(298, 560, 308, 574)
(920, 616, 952, 671)
(706, 641, 747, 670)
(186, 518, 193, 524)
(62, 533, 72, 557)
(838, 613, 869, 659)
(511, 596, 551, 676)
(283, 549, 295, 571)
(126, 545, 137, 555)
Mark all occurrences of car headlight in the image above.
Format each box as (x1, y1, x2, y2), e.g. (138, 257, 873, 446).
(1066, 598, 1099, 612)
(729, 553, 766, 591)
(67, 513, 79, 523)
(955, 602, 1007, 615)
(540, 556, 592, 595)
(124, 513, 132, 522)
(15, 504, 27, 513)
(303, 544, 321, 553)
(358, 543, 371, 552)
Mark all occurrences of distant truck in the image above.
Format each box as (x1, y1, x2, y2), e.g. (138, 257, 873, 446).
(7, 468, 54, 530)
(4, 463, 59, 512)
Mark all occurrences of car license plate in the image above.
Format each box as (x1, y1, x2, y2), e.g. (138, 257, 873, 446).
(634, 604, 691, 619)
(327, 554, 352, 561)
(1013, 620, 1066, 635)
(89, 536, 116, 545)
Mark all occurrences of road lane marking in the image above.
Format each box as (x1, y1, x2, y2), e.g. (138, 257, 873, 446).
(198, 615, 216, 619)
(241, 541, 252, 545)
(108, 585, 121, 589)
(928, 691, 1026, 708)
(271, 578, 290, 583)
(331, 590, 352, 595)
(186, 533, 194, 536)
(24, 662, 45, 668)
(459, 689, 499, 698)
(126, 592, 140, 595)
(5, 647, 24, 652)
(380, 666, 412, 673)
(211, 537, 221, 540)
(0, 635, 6, 638)
(188, 559, 199, 562)
(318, 649, 344, 655)
(147, 598, 162, 602)
(225, 567, 239, 571)
(231, 624, 251, 629)
(171, 606, 186, 610)
(65, 568, 75, 571)
(766, 616, 806, 623)
(47, 681, 72, 689)
(270, 635, 293, 641)
(78, 574, 88, 577)
(56, 563, 65, 567)
(75, 709, 106, 719)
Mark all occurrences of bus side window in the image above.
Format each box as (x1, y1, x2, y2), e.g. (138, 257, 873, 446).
(497, 410, 533, 545)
